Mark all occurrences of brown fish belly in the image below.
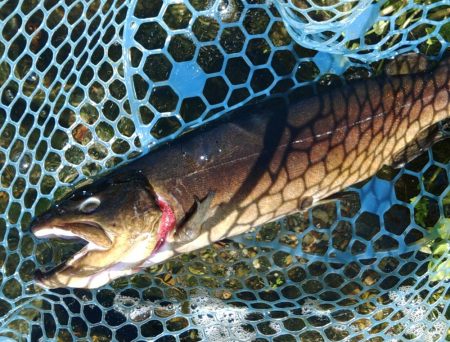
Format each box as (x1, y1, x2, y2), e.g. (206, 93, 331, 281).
(125, 58, 450, 254)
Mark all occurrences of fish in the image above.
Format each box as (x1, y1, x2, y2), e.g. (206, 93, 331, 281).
(31, 56, 450, 289)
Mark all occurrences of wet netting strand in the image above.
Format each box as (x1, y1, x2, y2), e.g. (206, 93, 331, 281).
(0, 0, 449, 341)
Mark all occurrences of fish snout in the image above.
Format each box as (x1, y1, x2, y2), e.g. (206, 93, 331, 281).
(30, 212, 54, 235)
(30, 205, 67, 234)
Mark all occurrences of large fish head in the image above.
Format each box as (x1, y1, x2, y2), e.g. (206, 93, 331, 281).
(31, 171, 172, 289)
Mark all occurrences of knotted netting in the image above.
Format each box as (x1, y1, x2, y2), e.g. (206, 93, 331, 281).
(0, 0, 449, 341)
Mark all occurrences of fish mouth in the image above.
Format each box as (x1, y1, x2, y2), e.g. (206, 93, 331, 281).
(31, 195, 177, 289)
(32, 221, 114, 288)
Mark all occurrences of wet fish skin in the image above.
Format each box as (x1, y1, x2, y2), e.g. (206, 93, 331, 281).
(142, 56, 450, 252)
(31, 174, 163, 288)
(31, 57, 450, 288)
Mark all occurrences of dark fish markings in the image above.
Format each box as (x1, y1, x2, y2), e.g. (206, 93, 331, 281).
(31, 56, 450, 288)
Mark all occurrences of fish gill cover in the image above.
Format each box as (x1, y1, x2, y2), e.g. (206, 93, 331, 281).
(0, 0, 449, 341)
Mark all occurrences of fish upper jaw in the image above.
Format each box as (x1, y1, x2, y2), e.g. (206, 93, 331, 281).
(31, 221, 113, 250)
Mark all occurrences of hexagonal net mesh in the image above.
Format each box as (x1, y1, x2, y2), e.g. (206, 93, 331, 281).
(274, 0, 450, 61)
(0, 0, 449, 341)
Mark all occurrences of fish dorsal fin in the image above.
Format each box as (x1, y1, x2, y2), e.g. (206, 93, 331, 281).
(391, 119, 450, 169)
(173, 191, 215, 243)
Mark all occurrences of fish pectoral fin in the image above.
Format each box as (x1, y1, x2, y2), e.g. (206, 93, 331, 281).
(390, 121, 448, 169)
(174, 191, 215, 243)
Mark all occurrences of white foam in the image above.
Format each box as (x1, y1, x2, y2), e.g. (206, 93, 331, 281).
(190, 292, 255, 342)
(388, 286, 446, 340)
(301, 298, 331, 317)
(204, 325, 230, 341)
(269, 321, 282, 334)
(113, 295, 178, 322)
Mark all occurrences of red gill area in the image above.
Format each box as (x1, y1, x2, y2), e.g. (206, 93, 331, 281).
(154, 196, 177, 252)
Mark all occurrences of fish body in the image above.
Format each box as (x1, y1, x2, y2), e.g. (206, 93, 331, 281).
(32, 57, 450, 288)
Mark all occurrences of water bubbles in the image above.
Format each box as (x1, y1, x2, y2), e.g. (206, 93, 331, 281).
(129, 305, 153, 321)
(269, 321, 282, 334)
(19, 153, 32, 173)
(26, 72, 38, 83)
(301, 298, 331, 317)
(4, 89, 15, 103)
(204, 325, 230, 341)
(193, 312, 214, 326)
(218, 0, 228, 12)
(190, 292, 255, 341)
(112, 295, 180, 322)
(39, 107, 48, 120)
(216, 0, 242, 23)
(387, 286, 445, 340)
(230, 324, 256, 341)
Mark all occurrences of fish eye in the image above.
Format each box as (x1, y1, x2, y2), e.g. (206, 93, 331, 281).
(79, 197, 101, 214)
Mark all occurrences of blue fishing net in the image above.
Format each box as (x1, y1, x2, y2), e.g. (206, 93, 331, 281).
(0, 0, 449, 340)
(274, 0, 449, 62)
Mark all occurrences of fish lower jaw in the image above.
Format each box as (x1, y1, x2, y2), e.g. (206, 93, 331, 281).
(37, 264, 137, 289)
(34, 241, 107, 289)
